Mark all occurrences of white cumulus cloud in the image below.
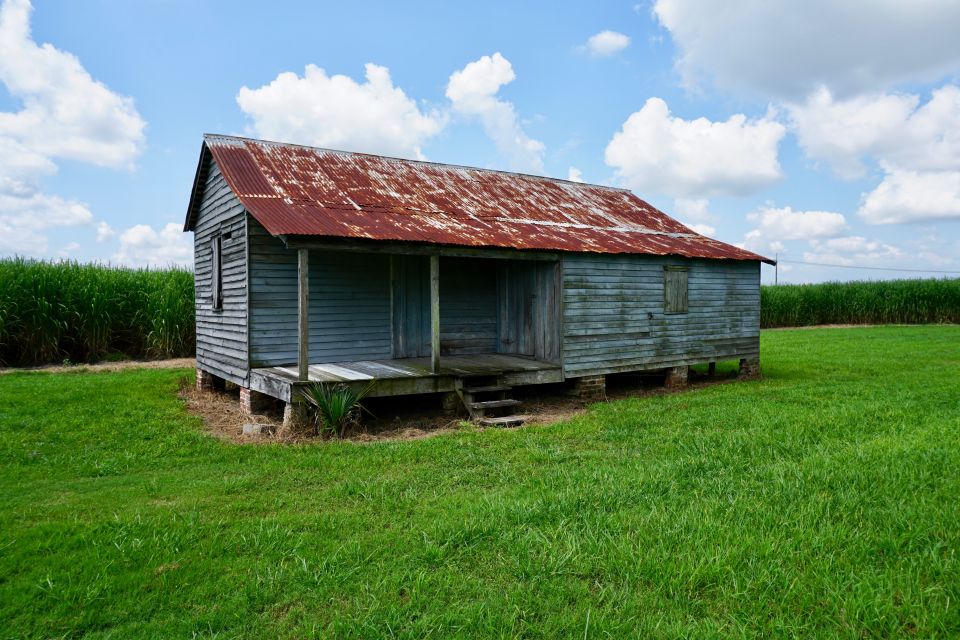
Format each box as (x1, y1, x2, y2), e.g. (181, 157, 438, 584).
(0, 0, 145, 169)
(858, 170, 960, 225)
(804, 236, 904, 266)
(0, 0, 145, 257)
(96, 221, 115, 242)
(446, 52, 545, 173)
(581, 30, 631, 57)
(114, 223, 193, 268)
(743, 205, 847, 253)
(604, 97, 785, 198)
(790, 85, 960, 179)
(567, 167, 584, 183)
(653, 0, 960, 100)
(685, 222, 716, 237)
(0, 191, 92, 255)
(672, 198, 716, 237)
(673, 197, 711, 221)
(238, 63, 445, 160)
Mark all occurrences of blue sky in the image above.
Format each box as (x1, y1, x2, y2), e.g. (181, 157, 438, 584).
(2, 0, 959, 283)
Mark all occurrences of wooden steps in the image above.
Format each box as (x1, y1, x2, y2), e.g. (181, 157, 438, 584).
(458, 377, 529, 426)
(479, 414, 531, 427)
(469, 399, 521, 411)
(463, 384, 512, 394)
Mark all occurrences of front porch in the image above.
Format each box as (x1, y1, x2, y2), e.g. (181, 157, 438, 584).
(249, 353, 563, 403)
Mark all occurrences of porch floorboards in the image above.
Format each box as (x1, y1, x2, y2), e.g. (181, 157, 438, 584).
(249, 354, 562, 402)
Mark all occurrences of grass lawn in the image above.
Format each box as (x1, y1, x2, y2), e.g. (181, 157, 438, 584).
(1, 326, 958, 638)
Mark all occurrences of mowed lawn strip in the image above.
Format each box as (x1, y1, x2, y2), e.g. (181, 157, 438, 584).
(1, 326, 958, 638)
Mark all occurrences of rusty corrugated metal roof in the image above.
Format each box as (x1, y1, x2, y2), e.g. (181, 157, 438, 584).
(186, 134, 774, 264)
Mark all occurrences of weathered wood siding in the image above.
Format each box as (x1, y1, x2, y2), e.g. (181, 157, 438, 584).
(497, 261, 561, 362)
(392, 256, 555, 358)
(440, 257, 498, 355)
(561, 254, 760, 377)
(193, 159, 249, 385)
(248, 220, 393, 366)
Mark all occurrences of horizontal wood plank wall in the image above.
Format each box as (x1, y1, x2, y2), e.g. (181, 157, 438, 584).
(561, 254, 760, 377)
(193, 159, 249, 385)
(439, 257, 498, 355)
(248, 220, 392, 367)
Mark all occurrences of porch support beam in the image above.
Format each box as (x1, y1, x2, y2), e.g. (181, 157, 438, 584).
(297, 248, 310, 382)
(430, 254, 440, 374)
(280, 236, 559, 261)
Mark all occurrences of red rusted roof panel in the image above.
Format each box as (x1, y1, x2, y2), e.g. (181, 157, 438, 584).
(202, 134, 773, 264)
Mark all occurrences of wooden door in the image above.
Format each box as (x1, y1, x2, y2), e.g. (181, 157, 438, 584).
(497, 261, 560, 361)
(391, 255, 431, 357)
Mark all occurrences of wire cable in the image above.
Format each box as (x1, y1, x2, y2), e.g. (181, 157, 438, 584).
(773, 259, 960, 274)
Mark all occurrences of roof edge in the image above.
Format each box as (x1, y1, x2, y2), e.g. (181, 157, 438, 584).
(201, 133, 632, 194)
(183, 142, 212, 232)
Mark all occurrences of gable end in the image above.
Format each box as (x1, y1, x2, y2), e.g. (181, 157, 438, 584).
(183, 142, 214, 232)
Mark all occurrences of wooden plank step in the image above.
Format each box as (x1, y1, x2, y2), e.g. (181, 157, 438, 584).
(470, 399, 521, 410)
(462, 384, 512, 394)
(479, 414, 531, 427)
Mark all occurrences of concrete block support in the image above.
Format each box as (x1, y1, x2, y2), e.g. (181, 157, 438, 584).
(283, 401, 313, 435)
(196, 368, 224, 392)
(240, 387, 273, 415)
(573, 375, 606, 402)
(665, 365, 689, 389)
(739, 357, 761, 379)
(441, 391, 463, 417)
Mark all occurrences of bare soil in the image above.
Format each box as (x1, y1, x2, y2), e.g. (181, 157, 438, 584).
(0, 357, 195, 375)
(763, 324, 880, 331)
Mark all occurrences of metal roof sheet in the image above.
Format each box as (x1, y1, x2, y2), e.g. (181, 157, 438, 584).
(186, 134, 773, 264)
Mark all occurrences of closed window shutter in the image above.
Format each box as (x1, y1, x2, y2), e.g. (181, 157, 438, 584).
(211, 236, 223, 310)
(664, 266, 688, 313)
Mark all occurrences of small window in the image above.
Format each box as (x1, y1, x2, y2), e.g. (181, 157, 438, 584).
(664, 266, 688, 313)
(211, 235, 223, 310)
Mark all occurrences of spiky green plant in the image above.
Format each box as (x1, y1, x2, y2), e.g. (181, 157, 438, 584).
(300, 381, 375, 438)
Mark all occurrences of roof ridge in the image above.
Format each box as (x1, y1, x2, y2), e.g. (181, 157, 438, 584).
(202, 133, 631, 193)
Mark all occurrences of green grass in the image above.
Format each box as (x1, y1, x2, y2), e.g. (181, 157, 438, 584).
(761, 278, 960, 327)
(1, 327, 958, 638)
(0, 257, 194, 367)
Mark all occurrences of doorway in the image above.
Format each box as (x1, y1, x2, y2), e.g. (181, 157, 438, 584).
(390, 255, 560, 363)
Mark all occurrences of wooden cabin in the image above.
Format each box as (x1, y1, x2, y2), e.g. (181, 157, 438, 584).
(184, 134, 773, 428)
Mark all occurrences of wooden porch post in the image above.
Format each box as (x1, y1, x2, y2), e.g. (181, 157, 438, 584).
(297, 248, 309, 382)
(430, 254, 440, 373)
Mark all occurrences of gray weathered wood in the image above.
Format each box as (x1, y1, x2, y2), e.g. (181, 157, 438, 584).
(560, 254, 760, 378)
(430, 254, 440, 373)
(297, 248, 309, 381)
(281, 236, 560, 261)
(190, 148, 761, 399)
(664, 266, 689, 313)
(250, 354, 561, 400)
(248, 220, 393, 367)
(191, 157, 249, 386)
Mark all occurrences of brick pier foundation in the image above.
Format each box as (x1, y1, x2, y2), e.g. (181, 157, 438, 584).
(196, 368, 224, 392)
(441, 391, 463, 417)
(738, 357, 761, 379)
(240, 387, 273, 415)
(664, 365, 689, 389)
(573, 375, 606, 402)
(282, 401, 312, 434)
